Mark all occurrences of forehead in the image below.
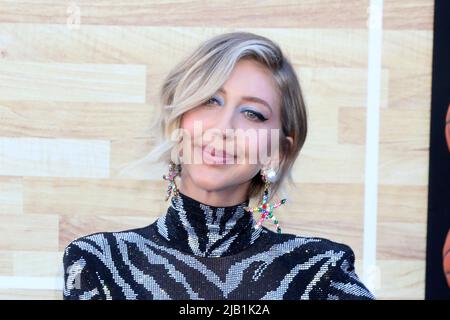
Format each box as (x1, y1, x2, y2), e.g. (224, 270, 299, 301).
(221, 59, 279, 108)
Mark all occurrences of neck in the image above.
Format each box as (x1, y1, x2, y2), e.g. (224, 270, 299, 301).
(155, 190, 262, 257)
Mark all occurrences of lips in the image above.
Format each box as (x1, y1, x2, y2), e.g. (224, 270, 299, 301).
(202, 145, 236, 164)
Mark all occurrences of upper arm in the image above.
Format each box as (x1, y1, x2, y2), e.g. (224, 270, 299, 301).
(63, 242, 106, 300)
(325, 245, 376, 300)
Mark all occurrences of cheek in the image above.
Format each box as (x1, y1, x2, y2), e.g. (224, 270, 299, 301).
(180, 110, 198, 132)
(179, 109, 206, 147)
(181, 107, 217, 128)
(180, 109, 215, 144)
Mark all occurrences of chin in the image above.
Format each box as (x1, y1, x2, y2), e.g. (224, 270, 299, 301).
(183, 162, 256, 192)
(188, 164, 234, 191)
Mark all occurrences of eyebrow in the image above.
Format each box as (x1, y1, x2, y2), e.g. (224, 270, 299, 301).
(218, 87, 273, 115)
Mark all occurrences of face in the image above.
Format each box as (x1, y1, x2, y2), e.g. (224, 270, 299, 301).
(178, 58, 289, 195)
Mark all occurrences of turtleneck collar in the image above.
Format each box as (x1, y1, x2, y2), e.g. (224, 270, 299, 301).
(155, 191, 263, 258)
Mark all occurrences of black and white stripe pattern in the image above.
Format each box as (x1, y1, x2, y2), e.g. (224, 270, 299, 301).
(63, 192, 376, 300)
(156, 191, 262, 258)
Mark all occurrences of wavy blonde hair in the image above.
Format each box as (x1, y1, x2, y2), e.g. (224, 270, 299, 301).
(120, 31, 308, 203)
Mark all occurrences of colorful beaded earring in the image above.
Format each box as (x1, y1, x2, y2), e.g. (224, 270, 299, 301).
(244, 167, 287, 234)
(162, 161, 181, 201)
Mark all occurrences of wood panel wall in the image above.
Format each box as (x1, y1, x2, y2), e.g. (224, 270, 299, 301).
(0, 0, 433, 299)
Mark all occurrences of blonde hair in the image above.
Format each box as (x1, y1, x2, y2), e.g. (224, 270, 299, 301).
(120, 31, 308, 202)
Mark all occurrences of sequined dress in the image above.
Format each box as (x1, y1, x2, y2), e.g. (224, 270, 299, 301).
(63, 191, 375, 300)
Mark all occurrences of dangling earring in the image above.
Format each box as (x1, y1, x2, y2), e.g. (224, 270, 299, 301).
(162, 161, 181, 201)
(244, 167, 287, 234)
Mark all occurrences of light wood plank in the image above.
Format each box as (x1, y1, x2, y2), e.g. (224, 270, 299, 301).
(283, 183, 364, 221)
(284, 217, 364, 259)
(0, 177, 23, 215)
(0, 214, 58, 251)
(13, 251, 63, 277)
(0, 251, 13, 275)
(0, 101, 155, 139)
(292, 143, 365, 183)
(23, 177, 168, 216)
(59, 215, 157, 250)
(0, 61, 146, 102)
(379, 147, 429, 186)
(378, 185, 428, 224)
(110, 138, 168, 180)
(377, 222, 426, 260)
(375, 260, 425, 299)
(338, 107, 430, 148)
(384, 0, 433, 30)
(0, 25, 371, 67)
(383, 30, 433, 109)
(300, 68, 389, 110)
(0, 137, 110, 178)
(0, 1, 371, 28)
(0, 289, 61, 300)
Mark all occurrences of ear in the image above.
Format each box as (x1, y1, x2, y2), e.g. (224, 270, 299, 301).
(261, 136, 294, 171)
(285, 136, 294, 150)
(276, 135, 293, 167)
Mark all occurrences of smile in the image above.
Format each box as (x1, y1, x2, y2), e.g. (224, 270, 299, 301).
(202, 145, 236, 165)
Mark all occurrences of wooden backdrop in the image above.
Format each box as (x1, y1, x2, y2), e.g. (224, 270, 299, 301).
(0, 1, 432, 299)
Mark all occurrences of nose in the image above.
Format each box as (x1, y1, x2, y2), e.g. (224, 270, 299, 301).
(207, 105, 236, 140)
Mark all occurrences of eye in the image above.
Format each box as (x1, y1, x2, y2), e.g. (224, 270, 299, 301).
(204, 96, 222, 106)
(242, 110, 268, 122)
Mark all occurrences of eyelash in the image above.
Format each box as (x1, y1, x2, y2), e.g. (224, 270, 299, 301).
(204, 97, 268, 122)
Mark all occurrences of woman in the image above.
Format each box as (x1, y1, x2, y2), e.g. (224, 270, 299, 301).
(63, 32, 375, 300)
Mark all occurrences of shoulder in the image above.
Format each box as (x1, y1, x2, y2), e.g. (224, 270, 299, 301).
(62, 226, 150, 300)
(62, 231, 112, 300)
(63, 231, 110, 261)
(264, 228, 359, 274)
(262, 227, 355, 258)
(62, 231, 110, 281)
(262, 228, 375, 299)
(63, 225, 150, 266)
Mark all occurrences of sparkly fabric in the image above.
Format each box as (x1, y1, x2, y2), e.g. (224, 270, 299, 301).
(63, 191, 376, 300)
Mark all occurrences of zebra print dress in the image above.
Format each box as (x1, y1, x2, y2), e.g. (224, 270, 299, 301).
(63, 191, 375, 300)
